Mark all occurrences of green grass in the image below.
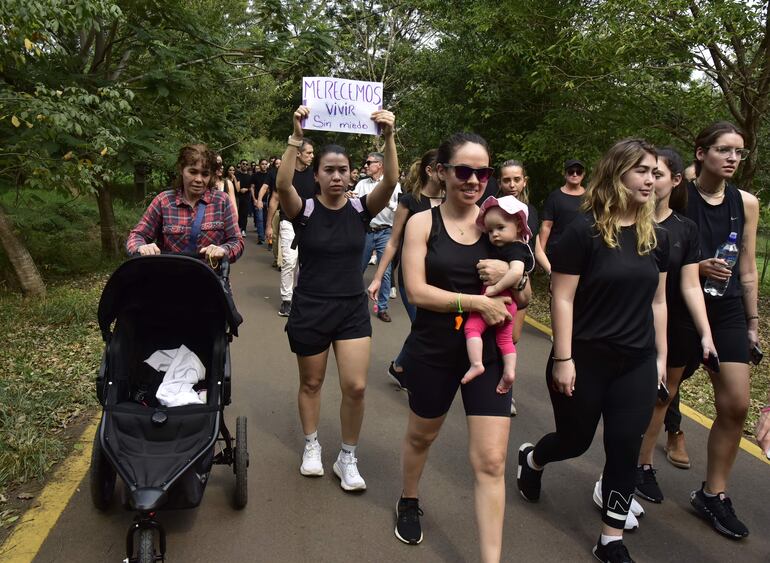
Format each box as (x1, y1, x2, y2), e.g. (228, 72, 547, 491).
(0, 188, 142, 499)
(0, 276, 105, 492)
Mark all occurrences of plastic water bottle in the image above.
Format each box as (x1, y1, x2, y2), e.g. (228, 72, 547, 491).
(704, 232, 739, 297)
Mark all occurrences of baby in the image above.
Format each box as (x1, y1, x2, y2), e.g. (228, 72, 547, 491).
(462, 195, 534, 394)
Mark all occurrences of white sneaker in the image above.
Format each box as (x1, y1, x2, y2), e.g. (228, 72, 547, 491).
(510, 396, 517, 416)
(300, 441, 324, 476)
(389, 287, 397, 299)
(368, 253, 377, 265)
(333, 450, 367, 491)
(592, 478, 643, 530)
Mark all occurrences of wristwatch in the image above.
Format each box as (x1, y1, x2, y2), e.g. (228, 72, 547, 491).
(287, 135, 303, 148)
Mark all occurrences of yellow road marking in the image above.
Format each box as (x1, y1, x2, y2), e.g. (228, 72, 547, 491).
(525, 316, 770, 466)
(0, 417, 99, 563)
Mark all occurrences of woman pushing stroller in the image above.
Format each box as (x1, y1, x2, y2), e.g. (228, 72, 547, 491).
(127, 144, 244, 263)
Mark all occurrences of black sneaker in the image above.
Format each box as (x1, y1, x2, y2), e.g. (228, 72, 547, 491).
(516, 443, 542, 502)
(395, 497, 423, 545)
(278, 300, 291, 317)
(388, 362, 406, 390)
(635, 465, 663, 503)
(690, 483, 749, 539)
(592, 537, 634, 562)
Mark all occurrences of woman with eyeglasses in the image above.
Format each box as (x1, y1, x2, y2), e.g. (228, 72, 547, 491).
(677, 121, 758, 540)
(367, 149, 444, 388)
(517, 139, 668, 563)
(394, 133, 525, 563)
(536, 159, 586, 276)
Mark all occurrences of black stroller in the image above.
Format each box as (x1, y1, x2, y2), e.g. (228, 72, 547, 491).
(90, 255, 247, 563)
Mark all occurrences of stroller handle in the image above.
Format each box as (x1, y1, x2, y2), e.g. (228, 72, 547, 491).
(128, 250, 231, 280)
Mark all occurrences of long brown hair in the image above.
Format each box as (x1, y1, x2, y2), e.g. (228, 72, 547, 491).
(172, 144, 217, 190)
(583, 139, 658, 254)
(404, 149, 439, 202)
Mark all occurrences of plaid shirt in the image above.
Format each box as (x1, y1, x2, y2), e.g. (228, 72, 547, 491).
(126, 188, 244, 261)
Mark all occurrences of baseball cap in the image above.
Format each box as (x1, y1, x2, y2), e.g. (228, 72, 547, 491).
(564, 159, 585, 170)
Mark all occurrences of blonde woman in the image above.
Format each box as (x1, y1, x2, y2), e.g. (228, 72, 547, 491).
(517, 139, 668, 563)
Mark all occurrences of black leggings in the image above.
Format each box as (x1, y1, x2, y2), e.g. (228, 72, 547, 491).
(532, 341, 657, 529)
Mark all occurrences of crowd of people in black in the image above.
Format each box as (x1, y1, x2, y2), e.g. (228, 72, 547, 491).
(127, 108, 769, 563)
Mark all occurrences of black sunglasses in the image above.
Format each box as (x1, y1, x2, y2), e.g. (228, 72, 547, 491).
(364, 160, 381, 166)
(566, 168, 584, 176)
(442, 163, 494, 182)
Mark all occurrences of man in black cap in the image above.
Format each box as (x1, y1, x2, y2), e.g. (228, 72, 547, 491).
(536, 158, 586, 274)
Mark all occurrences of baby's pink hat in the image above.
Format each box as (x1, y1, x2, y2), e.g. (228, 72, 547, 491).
(476, 195, 532, 243)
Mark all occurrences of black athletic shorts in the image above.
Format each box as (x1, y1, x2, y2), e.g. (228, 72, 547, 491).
(401, 352, 511, 419)
(673, 297, 749, 369)
(286, 291, 372, 356)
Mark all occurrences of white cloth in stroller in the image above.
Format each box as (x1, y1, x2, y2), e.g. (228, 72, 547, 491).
(145, 345, 206, 407)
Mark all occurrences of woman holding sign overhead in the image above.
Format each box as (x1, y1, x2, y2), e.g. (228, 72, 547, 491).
(276, 104, 398, 492)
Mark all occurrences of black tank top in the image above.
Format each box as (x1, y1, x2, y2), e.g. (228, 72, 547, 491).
(403, 206, 498, 367)
(684, 181, 745, 300)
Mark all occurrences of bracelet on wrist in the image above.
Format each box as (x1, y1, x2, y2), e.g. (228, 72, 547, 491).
(746, 315, 759, 321)
(287, 135, 303, 148)
(552, 356, 572, 362)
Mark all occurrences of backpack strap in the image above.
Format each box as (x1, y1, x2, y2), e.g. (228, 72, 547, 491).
(349, 197, 371, 226)
(290, 198, 315, 250)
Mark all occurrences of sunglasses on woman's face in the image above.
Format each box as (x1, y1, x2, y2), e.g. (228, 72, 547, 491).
(442, 164, 494, 182)
(566, 168, 584, 176)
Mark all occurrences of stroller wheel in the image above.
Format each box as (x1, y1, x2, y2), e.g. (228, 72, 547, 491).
(137, 528, 157, 563)
(89, 425, 116, 510)
(234, 416, 248, 509)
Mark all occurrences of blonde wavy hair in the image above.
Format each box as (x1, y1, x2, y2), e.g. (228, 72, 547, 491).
(582, 139, 658, 255)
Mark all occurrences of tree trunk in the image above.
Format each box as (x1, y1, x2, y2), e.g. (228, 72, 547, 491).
(95, 184, 120, 257)
(0, 205, 46, 297)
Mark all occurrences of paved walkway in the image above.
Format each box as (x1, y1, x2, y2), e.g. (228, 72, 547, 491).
(19, 236, 770, 561)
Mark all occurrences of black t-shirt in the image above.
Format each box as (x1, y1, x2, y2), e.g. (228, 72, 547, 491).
(293, 195, 372, 297)
(281, 167, 317, 221)
(550, 214, 669, 352)
(659, 212, 700, 321)
(495, 241, 535, 273)
(235, 171, 253, 201)
(542, 188, 584, 253)
(404, 207, 499, 367)
(252, 171, 269, 200)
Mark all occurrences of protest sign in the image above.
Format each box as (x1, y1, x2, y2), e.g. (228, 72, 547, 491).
(301, 77, 383, 135)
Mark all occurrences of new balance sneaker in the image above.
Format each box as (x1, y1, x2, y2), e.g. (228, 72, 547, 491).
(333, 450, 367, 491)
(635, 465, 663, 503)
(592, 479, 641, 530)
(278, 300, 291, 317)
(388, 362, 406, 390)
(592, 537, 634, 563)
(690, 483, 749, 539)
(516, 443, 542, 501)
(394, 497, 423, 545)
(300, 441, 323, 477)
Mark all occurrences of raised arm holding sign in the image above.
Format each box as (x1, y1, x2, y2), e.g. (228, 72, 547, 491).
(302, 77, 384, 136)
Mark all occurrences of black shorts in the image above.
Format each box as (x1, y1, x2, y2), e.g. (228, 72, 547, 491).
(673, 297, 749, 368)
(401, 352, 511, 419)
(286, 291, 372, 356)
